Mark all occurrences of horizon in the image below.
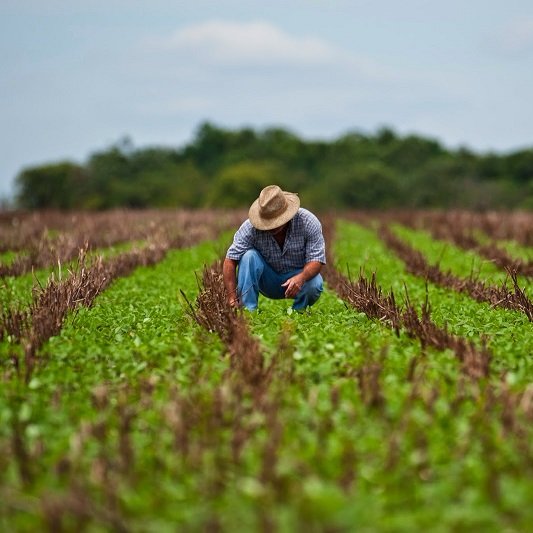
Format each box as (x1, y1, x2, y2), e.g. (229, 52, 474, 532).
(5, 119, 533, 203)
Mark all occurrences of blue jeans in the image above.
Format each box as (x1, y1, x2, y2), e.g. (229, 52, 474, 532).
(237, 249, 323, 311)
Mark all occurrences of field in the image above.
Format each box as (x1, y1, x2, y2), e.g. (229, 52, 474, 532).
(0, 209, 532, 531)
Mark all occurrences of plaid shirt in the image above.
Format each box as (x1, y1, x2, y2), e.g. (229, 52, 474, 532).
(226, 208, 326, 273)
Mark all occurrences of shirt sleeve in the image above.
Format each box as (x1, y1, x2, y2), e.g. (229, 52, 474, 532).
(304, 212, 326, 264)
(226, 220, 255, 261)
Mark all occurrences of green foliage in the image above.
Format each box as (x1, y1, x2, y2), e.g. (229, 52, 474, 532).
(1, 228, 532, 529)
(75, 141, 206, 209)
(207, 161, 284, 208)
(392, 224, 532, 297)
(498, 239, 533, 262)
(14, 123, 533, 210)
(15, 162, 87, 209)
(307, 161, 401, 209)
(334, 221, 533, 381)
(0, 241, 145, 311)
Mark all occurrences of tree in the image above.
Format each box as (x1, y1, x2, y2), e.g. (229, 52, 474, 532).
(11, 123, 533, 210)
(86, 144, 133, 208)
(207, 161, 285, 208)
(382, 134, 445, 172)
(15, 161, 86, 209)
(305, 162, 401, 209)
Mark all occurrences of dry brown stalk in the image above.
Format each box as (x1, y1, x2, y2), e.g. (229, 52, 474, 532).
(1, 211, 242, 382)
(1, 241, 167, 382)
(22, 242, 168, 379)
(0, 208, 245, 277)
(401, 293, 491, 380)
(41, 484, 129, 533)
(357, 360, 384, 408)
(184, 261, 272, 390)
(476, 243, 533, 278)
(340, 210, 533, 277)
(507, 269, 533, 322)
(322, 218, 492, 380)
(322, 215, 401, 333)
(182, 257, 298, 501)
(10, 415, 34, 487)
(371, 209, 533, 247)
(330, 268, 402, 334)
(259, 400, 283, 487)
(378, 224, 533, 322)
(400, 211, 533, 278)
(386, 210, 533, 275)
(0, 306, 29, 343)
(117, 401, 136, 475)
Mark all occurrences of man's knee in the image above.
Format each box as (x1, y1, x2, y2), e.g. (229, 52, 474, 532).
(239, 249, 262, 266)
(238, 249, 265, 280)
(304, 274, 323, 303)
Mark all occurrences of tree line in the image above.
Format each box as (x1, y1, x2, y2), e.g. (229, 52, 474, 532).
(15, 122, 533, 210)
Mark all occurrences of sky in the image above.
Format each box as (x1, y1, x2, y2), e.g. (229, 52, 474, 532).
(2, 0, 533, 198)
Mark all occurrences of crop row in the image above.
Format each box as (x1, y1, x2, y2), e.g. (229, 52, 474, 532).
(1, 236, 231, 530)
(0, 213, 242, 382)
(186, 220, 532, 524)
(374, 209, 533, 247)
(334, 221, 532, 380)
(0, 209, 245, 276)
(377, 225, 532, 322)
(365, 209, 533, 276)
(183, 237, 533, 529)
(1, 214, 532, 530)
(388, 224, 532, 297)
(321, 227, 490, 381)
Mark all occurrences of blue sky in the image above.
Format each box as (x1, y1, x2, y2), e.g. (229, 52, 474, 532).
(2, 0, 533, 198)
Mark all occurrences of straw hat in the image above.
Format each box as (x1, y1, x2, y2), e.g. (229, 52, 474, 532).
(249, 185, 300, 230)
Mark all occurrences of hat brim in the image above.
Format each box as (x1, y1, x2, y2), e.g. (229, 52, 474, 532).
(248, 192, 300, 230)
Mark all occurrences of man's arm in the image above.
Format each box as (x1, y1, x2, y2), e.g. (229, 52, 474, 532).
(224, 220, 255, 307)
(282, 261, 322, 298)
(223, 258, 240, 307)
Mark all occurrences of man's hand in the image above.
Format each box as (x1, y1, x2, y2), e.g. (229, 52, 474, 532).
(227, 291, 241, 308)
(282, 273, 306, 298)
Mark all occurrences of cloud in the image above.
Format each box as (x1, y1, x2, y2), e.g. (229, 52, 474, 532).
(142, 19, 469, 87)
(130, 19, 470, 134)
(150, 19, 341, 67)
(493, 17, 533, 56)
(138, 96, 214, 115)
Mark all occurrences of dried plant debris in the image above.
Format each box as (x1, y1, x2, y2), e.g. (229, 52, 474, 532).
(378, 224, 533, 322)
(183, 261, 273, 390)
(0, 210, 532, 530)
(0, 211, 241, 381)
(322, 218, 492, 380)
(0, 209, 245, 276)
(355, 210, 533, 276)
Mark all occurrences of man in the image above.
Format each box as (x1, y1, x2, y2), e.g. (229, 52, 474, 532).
(223, 185, 326, 311)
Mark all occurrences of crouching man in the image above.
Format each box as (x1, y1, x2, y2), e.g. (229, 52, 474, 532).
(223, 185, 326, 311)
